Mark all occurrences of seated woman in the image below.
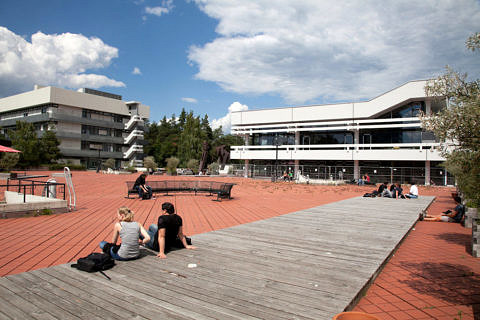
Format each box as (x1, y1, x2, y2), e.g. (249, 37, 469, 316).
(100, 206, 150, 260)
(424, 196, 465, 223)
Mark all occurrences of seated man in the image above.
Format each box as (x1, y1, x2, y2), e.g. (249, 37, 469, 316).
(144, 202, 196, 258)
(133, 173, 152, 199)
(405, 182, 419, 199)
(423, 196, 465, 222)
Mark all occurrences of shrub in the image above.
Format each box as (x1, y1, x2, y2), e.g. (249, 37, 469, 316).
(187, 159, 199, 174)
(144, 156, 158, 172)
(166, 157, 180, 175)
(207, 162, 219, 175)
(104, 158, 115, 169)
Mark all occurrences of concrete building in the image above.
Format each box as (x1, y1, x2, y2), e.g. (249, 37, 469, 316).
(0, 85, 149, 169)
(230, 80, 451, 185)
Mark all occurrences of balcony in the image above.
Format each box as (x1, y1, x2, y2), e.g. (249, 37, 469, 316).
(230, 143, 445, 162)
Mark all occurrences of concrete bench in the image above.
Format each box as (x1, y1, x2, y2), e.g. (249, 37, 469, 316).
(126, 180, 235, 201)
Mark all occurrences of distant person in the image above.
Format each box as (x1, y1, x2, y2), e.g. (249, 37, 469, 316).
(365, 174, 370, 183)
(144, 202, 196, 259)
(423, 196, 465, 223)
(405, 182, 419, 199)
(133, 173, 152, 200)
(358, 175, 365, 185)
(394, 183, 405, 199)
(283, 171, 288, 181)
(377, 182, 392, 197)
(288, 171, 293, 181)
(99, 206, 150, 260)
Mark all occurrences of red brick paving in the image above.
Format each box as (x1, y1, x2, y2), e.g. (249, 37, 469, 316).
(354, 188, 480, 319)
(1, 171, 479, 319)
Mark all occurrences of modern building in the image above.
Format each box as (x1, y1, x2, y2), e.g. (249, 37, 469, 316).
(230, 80, 451, 185)
(0, 85, 149, 169)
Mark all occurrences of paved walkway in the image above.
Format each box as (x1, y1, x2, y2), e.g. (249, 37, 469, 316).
(0, 196, 433, 319)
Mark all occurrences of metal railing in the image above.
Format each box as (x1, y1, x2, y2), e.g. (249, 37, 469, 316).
(225, 164, 454, 186)
(1, 178, 66, 203)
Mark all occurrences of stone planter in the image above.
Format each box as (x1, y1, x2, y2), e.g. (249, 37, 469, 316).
(332, 312, 380, 320)
(473, 217, 480, 258)
(464, 207, 478, 228)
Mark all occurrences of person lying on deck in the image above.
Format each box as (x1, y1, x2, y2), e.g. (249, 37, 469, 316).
(100, 206, 150, 260)
(143, 202, 196, 259)
(423, 196, 465, 223)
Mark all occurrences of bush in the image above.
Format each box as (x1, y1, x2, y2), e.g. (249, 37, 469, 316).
(125, 165, 137, 173)
(104, 158, 115, 169)
(166, 157, 180, 175)
(207, 162, 219, 175)
(187, 159, 199, 174)
(144, 156, 158, 172)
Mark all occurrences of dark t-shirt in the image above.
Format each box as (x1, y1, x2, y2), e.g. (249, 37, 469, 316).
(378, 184, 386, 193)
(152, 214, 183, 251)
(133, 175, 146, 188)
(453, 204, 465, 223)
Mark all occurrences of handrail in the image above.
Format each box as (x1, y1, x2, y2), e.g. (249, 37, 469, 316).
(124, 129, 144, 144)
(2, 179, 66, 203)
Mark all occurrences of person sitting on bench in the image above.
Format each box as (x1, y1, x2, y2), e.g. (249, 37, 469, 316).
(133, 173, 152, 199)
(423, 196, 465, 222)
(144, 202, 196, 259)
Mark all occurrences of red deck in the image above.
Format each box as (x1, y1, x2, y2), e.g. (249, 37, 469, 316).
(0, 171, 478, 319)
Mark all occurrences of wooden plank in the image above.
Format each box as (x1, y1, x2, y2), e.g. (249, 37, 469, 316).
(0, 276, 79, 320)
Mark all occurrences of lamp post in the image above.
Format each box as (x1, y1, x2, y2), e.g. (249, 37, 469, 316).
(273, 135, 282, 182)
(96, 148, 101, 173)
(91, 144, 102, 173)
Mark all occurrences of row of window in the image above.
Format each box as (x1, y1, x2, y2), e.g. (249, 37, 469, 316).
(80, 141, 123, 153)
(82, 109, 125, 123)
(81, 125, 123, 137)
(252, 128, 434, 146)
(0, 103, 57, 121)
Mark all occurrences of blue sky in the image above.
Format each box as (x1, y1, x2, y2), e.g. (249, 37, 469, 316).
(1, 0, 479, 132)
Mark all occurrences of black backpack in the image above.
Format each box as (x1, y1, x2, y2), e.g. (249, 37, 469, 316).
(71, 252, 115, 277)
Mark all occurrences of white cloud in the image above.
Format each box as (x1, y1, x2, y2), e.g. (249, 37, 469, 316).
(145, 0, 174, 17)
(189, 0, 480, 104)
(132, 67, 142, 75)
(0, 27, 124, 97)
(211, 101, 248, 133)
(181, 97, 198, 103)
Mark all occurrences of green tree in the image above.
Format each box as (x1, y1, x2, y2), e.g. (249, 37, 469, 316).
(178, 111, 204, 165)
(39, 130, 61, 163)
(422, 32, 480, 207)
(0, 153, 19, 171)
(9, 121, 41, 168)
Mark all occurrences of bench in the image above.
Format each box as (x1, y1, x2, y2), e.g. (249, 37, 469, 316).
(126, 180, 235, 201)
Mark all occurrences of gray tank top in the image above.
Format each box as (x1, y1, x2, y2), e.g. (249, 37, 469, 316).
(117, 221, 140, 259)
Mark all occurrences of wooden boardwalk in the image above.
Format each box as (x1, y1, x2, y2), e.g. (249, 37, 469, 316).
(0, 196, 434, 320)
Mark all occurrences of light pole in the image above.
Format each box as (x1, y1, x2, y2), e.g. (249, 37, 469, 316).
(96, 148, 101, 173)
(273, 135, 282, 182)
